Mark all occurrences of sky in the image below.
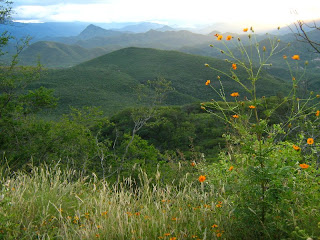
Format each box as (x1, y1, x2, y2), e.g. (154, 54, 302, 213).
(11, 0, 320, 30)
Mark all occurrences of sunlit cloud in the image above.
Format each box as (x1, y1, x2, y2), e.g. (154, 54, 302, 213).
(12, 0, 320, 30)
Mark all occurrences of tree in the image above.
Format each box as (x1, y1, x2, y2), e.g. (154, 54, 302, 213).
(0, 1, 58, 169)
(293, 19, 320, 54)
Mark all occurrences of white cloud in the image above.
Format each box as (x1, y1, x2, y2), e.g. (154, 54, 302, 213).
(12, 0, 320, 28)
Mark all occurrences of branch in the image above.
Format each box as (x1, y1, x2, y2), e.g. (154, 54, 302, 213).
(293, 20, 320, 54)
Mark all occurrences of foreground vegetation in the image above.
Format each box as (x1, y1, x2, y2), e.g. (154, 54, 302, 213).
(0, 165, 224, 240)
(0, 161, 318, 240)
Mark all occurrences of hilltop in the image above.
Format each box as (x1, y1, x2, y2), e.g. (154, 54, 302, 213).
(34, 47, 290, 117)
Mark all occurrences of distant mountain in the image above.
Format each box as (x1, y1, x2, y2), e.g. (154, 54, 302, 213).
(78, 24, 124, 40)
(270, 19, 320, 36)
(0, 21, 176, 43)
(115, 22, 166, 33)
(71, 29, 214, 49)
(11, 25, 320, 71)
(179, 31, 320, 69)
(279, 28, 320, 45)
(156, 25, 176, 32)
(34, 47, 290, 116)
(178, 32, 273, 57)
(0, 21, 89, 42)
(194, 22, 246, 34)
(10, 27, 221, 68)
(18, 41, 112, 68)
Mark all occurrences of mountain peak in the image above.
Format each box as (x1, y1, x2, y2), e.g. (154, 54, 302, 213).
(78, 24, 122, 40)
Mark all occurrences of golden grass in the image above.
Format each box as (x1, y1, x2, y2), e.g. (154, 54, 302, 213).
(0, 166, 229, 239)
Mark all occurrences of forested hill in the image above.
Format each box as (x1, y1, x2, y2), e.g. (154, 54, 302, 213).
(35, 47, 290, 117)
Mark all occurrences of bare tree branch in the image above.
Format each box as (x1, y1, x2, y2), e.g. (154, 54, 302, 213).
(293, 19, 320, 54)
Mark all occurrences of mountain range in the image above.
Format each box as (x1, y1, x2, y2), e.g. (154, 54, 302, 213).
(11, 23, 319, 71)
(0, 20, 319, 117)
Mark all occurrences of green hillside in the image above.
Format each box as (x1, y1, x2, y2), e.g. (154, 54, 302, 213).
(19, 41, 112, 68)
(35, 47, 290, 117)
(79, 47, 290, 97)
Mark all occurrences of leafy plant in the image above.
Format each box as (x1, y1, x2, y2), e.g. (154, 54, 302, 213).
(201, 27, 320, 239)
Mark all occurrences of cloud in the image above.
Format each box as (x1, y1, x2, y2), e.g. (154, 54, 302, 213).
(11, 0, 320, 28)
(13, 0, 112, 6)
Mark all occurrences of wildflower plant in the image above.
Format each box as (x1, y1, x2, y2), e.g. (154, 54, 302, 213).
(201, 27, 320, 239)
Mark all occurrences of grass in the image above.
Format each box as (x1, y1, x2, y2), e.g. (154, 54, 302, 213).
(2, 161, 318, 240)
(0, 165, 229, 240)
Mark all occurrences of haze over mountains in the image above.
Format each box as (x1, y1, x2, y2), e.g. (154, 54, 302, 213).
(1, 20, 320, 116)
(0, 20, 317, 69)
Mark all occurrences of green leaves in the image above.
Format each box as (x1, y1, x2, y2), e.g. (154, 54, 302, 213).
(21, 87, 57, 114)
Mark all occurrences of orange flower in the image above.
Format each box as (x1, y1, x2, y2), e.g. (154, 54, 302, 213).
(229, 166, 234, 171)
(232, 114, 239, 118)
(232, 63, 237, 70)
(249, 105, 256, 109)
(243, 28, 248, 32)
(283, 55, 287, 59)
(217, 35, 223, 40)
(292, 77, 296, 81)
(299, 163, 309, 169)
(170, 238, 177, 240)
(292, 145, 301, 151)
(212, 224, 218, 228)
(198, 175, 206, 182)
(216, 233, 222, 237)
(205, 80, 210, 85)
(291, 55, 300, 60)
(230, 92, 240, 97)
(191, 162, 196, 167)
(171, 217, 177, 221)
(226, 35, 232, 40)
(316, 110, 320, 117)
(101, 211, 108, 216)
(307, 138, 314, 145)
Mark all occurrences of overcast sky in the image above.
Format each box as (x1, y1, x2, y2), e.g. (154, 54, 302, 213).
(11, 0, 320, 29)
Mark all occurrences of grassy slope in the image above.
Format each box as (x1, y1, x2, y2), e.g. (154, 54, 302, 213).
(34, 47, 290, 117)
